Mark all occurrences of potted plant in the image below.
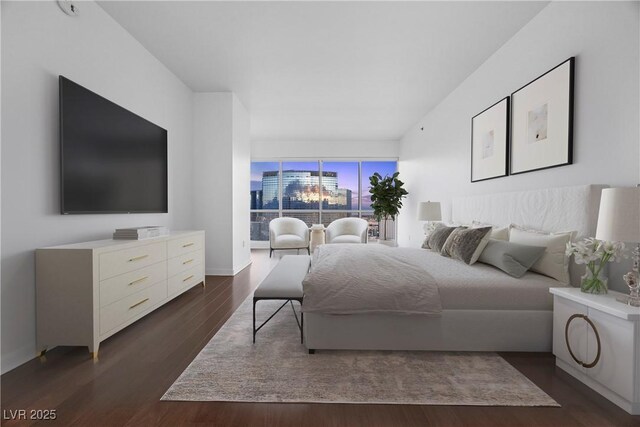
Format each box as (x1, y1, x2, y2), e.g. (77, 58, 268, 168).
(369, 172, 409, 245)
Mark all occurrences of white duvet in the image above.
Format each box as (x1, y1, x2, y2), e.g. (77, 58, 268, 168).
(302, 244, 442, 315)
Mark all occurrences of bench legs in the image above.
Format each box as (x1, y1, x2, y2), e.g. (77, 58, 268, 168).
(253, 297, 304, 344)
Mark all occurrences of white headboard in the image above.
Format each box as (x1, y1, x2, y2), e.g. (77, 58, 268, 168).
(452, 185, 607, 286)
(451, 184, 607, 240)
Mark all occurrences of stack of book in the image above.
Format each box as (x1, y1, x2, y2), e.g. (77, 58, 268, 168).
(113, 226, 169, 240)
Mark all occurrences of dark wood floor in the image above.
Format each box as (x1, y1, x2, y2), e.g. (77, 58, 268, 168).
(2, 251, 639, 427)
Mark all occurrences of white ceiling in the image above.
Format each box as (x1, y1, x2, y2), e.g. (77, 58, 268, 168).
(98, 1, 547, 142)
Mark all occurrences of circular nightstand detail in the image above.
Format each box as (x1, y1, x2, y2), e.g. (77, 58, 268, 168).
(565, 313, 601, 368)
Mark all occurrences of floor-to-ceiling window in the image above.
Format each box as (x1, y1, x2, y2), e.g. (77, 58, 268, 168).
(250, 159, 398, 247)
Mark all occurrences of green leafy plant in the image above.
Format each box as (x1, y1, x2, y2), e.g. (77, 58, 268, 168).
(369, 172, 409, 240)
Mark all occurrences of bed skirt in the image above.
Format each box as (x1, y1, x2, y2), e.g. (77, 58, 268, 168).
(304, 309, 552, 352)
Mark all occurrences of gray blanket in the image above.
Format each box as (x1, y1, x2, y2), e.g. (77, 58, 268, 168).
(302, 244, 442, 315)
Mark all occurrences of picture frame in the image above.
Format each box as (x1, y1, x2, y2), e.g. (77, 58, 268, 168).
(510, 57, 575, 175)
(471, 96, 509, 182)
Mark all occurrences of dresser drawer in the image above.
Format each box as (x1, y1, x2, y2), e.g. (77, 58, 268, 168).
(168, 234, 204, 259)
(168, 249, 203, 278)
(100, 280, 167, 335)
(99, 261, 167, 307)
(99, 241, 166, 280)
(168, 264, 204, 296)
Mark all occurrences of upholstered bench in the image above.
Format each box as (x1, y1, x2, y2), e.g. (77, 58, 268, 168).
(253, 255, 311, 343)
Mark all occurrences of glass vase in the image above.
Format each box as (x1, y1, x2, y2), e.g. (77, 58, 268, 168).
(581, 268, 608, 294)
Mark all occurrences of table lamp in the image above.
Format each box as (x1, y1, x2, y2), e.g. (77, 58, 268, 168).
(417, 201, 442, 233)
(595, 187, 640, 306)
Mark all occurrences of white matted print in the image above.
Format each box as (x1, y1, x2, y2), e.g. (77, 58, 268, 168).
(471, 97, 509, 182)
(527, 103, 548, 143)
(511, 58, 574, 174)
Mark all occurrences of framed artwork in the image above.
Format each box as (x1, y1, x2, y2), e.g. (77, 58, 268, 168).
(471, 96, 509, 182)
(510, 57, 574, 175)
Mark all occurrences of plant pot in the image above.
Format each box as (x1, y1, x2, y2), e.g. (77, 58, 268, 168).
(581, 268, 608, 294)
(378, 218, 396, 241)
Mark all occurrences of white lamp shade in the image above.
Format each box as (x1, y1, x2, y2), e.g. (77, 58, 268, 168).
(595, 187, 640, 243)
(417, 201, 442, 221)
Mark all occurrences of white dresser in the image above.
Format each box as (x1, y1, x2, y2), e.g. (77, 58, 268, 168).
(550, 287, 640, 414)
(36, 231, 205, 358)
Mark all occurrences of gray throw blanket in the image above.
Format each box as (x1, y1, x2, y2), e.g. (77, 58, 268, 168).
(302, 244, 442, 315)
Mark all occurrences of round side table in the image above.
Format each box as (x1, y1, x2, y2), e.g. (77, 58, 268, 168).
(310, 224, 326, 253)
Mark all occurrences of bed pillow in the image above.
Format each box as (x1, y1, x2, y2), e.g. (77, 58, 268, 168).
(427, 225, 459, 253)
(508, 226, 575, 284)
(478, 239, 547, 278)
(472, 221, 509, 241)
(440, 227, 467, 257)
(421, 222, 439, 249)
(442, 226, 492, 264)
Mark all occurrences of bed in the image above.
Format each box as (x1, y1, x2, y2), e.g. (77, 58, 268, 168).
(302, 184, 606, 352)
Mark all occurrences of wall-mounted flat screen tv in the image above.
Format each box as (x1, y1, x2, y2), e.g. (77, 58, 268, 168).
(60, 76, 168, 214)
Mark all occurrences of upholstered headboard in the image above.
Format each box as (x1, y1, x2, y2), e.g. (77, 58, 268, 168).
(451, 185, 606, 239)
(451, 185, 608, 285)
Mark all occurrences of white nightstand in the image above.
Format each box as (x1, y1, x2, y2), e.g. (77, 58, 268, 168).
(550, 287, 640, 414)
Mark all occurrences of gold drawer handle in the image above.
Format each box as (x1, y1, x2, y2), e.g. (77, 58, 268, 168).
(128, 276, 148, 286)
(182, 243, 195, 248)
(182, 259, 194, 265)
(183, 275, 194, 282)
(128, 254, 149, 262)
(565, 313, 601, 369)
(129, 298, 149, 310)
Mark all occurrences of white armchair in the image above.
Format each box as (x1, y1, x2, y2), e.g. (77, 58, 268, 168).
(269, 217, 310, 257)
(325, 218, 368, 244)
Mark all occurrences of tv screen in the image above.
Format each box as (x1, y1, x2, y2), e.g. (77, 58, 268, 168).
(60, 76, 168, 214)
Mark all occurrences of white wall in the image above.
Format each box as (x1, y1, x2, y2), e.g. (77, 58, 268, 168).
(232, 96, 251, 272)
(192, 93, 233, 274)
(251, 140, 399, 160)
(1, 1, 194, 373)
(398, 1, 639, 292)
(192, 93, 251, 275)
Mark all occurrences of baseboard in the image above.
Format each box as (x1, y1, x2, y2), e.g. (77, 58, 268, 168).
(206, 259, 252, 276)
(233, 259, 252, 275)
(206, 268, 235, 276)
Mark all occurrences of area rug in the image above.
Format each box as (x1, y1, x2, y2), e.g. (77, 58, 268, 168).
(162, 297, 559, 406)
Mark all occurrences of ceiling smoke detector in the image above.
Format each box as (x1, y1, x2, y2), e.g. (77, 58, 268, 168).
(57, 0, 79, 17)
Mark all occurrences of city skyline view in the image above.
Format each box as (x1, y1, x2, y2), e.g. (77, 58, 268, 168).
(249, 160, 398, 241)
(251, 161, 397, 210)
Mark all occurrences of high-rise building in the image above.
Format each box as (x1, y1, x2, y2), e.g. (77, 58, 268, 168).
(262, 170, 343, 210)
(261, 171, 279, 209)
(250, 190, 263, 210)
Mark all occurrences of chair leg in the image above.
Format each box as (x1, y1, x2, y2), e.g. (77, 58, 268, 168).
(307, 247, 310, 255)
(301, 311, 304, 344)
(269, 248, 273, 258)
(253, 299, 257, 343)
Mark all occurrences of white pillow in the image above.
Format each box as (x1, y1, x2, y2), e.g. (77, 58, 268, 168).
(472, 221, 509, 241)
(508, 226, 574, 284)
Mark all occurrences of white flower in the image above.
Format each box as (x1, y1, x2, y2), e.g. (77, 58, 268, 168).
(568, 237, 627, 266)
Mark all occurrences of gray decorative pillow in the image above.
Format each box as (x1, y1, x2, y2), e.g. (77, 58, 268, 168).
(440, 227, 467, 257)
(442, 227, 492, 264)
(478, 239, 546, 278)
(421, 235, 431, 249)
(427, 225, 459, 253)
(421, 223, 439, 249)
